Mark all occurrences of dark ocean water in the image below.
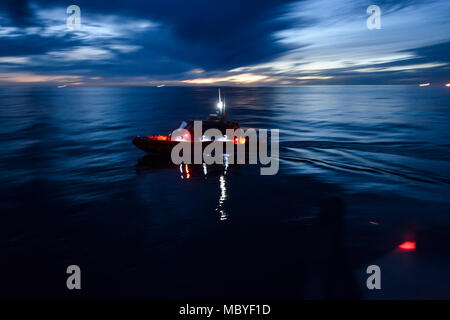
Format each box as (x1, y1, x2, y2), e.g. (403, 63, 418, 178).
(1, 86, 449, 299)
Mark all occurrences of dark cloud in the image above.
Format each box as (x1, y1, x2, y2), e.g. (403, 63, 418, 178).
(0, 0, 34, 26)
(408, 41, 450, 64)
(0, 0, 298, 68)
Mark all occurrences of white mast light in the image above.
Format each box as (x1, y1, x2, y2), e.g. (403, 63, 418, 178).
(217, 88, 223, 110)
(216, 88, 226, 119)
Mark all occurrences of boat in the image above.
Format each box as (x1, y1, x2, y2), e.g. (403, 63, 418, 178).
(133, 89, 247, 157)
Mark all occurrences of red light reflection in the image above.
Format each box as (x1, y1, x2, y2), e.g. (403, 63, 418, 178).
(185, 164, 190, 179)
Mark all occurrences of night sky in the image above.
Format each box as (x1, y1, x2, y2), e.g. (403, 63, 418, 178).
(0, 0, 449, 86)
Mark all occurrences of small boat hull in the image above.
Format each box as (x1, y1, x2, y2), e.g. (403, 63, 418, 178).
(133, 136, 248, 157)
(133, 136, 177, 155)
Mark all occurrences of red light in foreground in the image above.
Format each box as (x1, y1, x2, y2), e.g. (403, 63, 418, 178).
(398, 241, 416, 250)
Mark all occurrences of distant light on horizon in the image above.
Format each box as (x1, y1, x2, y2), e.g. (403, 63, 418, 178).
(419, 83, 430, 87)
(446, 83, 450, 87)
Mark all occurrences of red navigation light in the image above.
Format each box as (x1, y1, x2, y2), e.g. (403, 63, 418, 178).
(148, 135, 168, 141)
(234, 137, 246, 144)
(398, 241, 416, 251)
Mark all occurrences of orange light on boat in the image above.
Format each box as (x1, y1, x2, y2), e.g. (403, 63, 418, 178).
(446, 83, 450, 87)
(419, 83, 430, 87)
(234, 137, 246, 144)
(148, 135, 168, 141)
(398, 241, 416, 250)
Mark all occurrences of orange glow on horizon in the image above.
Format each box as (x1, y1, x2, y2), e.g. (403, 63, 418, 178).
(0, 72, 82, 83)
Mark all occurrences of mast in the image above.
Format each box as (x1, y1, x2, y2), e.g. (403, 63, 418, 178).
(217, 88, 226, 119)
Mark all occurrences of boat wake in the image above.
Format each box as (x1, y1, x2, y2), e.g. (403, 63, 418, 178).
(279, 140, 450, 191)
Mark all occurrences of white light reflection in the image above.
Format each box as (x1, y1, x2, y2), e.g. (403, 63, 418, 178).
(223, 154, 229, 174)
(178, 161, 228, 220)
(216, 175, 228, 221)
